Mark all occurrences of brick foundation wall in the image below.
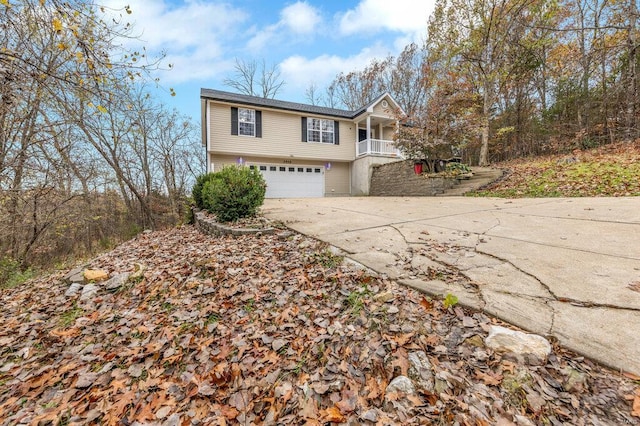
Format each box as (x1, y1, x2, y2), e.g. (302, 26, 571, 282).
(369, 160, 458, 196)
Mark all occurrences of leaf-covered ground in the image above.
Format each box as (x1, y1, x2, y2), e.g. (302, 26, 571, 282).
(1, 226, 639, 425)
(472, 139, 640, 197)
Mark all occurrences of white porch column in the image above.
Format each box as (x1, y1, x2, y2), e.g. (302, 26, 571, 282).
(355, 120, 360, 156)
(366, 115, 371, 154)
(395, 120, 400, 156)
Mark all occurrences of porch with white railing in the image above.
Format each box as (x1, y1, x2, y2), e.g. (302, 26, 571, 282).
(357, 138, 404, 158)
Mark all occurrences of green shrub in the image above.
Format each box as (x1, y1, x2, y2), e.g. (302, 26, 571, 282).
(201, 165, 266, 222)
(192, 172, 219, 209)
(446, 162, 472, 174)
(0, 257, 34, 289)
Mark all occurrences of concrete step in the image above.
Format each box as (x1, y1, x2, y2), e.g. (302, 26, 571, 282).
(436, 167, 503, 197)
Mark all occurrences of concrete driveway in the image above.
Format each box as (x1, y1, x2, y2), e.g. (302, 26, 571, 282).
(263, 196, 640, 375)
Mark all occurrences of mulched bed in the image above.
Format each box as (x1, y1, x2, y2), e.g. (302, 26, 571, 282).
(1, 225, 638, 425)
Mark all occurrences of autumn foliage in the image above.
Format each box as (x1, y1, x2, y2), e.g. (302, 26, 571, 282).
(473, 139, 640, 197)
(1, 227, 638, 424)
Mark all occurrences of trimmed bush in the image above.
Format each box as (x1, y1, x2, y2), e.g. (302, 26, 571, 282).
(201, 165, 266, 222)
(192, 172, 218, 209)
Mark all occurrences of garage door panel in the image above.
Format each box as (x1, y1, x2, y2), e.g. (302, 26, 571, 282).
(252, 164, 324, 198)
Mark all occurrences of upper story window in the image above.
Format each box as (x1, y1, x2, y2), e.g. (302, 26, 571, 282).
(238, 108, 255, 136)
(231, 107, 262, 138)
(302, 117, 339, 145)
(308, 118, 334, 144)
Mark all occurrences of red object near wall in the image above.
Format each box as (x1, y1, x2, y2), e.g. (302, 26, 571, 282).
(414, 163, 423, 174)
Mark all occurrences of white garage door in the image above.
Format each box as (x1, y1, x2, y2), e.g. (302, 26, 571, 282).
(251, 164, 324, 198)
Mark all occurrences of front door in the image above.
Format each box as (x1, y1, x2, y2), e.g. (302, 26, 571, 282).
(359, 128, 375, 141)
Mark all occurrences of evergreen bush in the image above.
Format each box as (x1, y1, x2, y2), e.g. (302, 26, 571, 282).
(192, 172, 218, 209)
(200, 166, 266, 222)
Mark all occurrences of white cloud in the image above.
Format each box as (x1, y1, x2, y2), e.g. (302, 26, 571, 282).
(100, 0, 247, 84)
(279, 43, 387, 93)
(339, 0, 435, 37)
(247, 26, 278, 52)
(247, 1, 321, 52)
(280, 2, 321, 35)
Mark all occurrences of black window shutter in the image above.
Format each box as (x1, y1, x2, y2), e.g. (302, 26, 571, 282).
(334, 121, 340, 145)
(231, 107, 238, 135)
(301, 117, 307, 142)
(255, 110, 262, 138)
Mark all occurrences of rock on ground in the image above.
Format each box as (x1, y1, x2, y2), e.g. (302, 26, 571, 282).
(485, 325, 551, 364)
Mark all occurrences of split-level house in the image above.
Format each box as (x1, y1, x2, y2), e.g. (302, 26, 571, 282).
(200, 88, 405, 198)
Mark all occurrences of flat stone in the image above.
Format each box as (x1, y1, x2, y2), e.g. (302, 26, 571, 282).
(155, 406, 172, 420)
(79, 284, 99, 301)
(373, 291, 394, 303)
(462, 316, 477, 328)
(65, 267, 86, 284)
(485, 325, 551, 364)
(75, 372, 97, 388)
(361, 409, 378, 422)
(385, 375, 415, 395)
(127, 363, 144, 378)
(84, 269, 109, 282)
(129, 263, 146, 280)
(65, 283, 83, 297)
(162, 414, 181, 426)
(408, 351, 434, 392)
(277, 231, 294, 240)
(272, 338, 287, 352)
(104, 272, 130, 291)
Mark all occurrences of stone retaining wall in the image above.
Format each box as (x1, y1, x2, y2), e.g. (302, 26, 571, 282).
(369, 160, 459, 196)
(192, 209, 275, 236)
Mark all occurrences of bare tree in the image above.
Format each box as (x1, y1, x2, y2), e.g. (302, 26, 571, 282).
(0, 0, 201, 278)
(224, 58, 285, 98)
(304, 83, 322, 105)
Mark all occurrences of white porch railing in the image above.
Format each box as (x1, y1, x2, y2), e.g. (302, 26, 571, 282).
(357, 138, 404, 158)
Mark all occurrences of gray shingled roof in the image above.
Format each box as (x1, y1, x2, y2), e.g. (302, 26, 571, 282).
(200, 88, 371, 119)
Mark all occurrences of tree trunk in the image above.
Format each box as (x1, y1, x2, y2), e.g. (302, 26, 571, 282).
(479, 82, 491, 166)
(626, 0, 639, 138)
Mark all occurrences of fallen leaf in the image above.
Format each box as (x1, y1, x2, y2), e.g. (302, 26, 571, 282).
(50, 327, 81, 337)
(420, 296, 433, 310)
(321, 406, 345, 423)
(221, 404, 239, 420)
(632, 389, 640, 418)
(475, 370, 503, 386)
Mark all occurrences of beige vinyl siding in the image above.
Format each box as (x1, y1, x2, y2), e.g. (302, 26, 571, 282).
(208, 101, 356, 162)
(324, 162, 350, 196)
(382, 126, 396, 141)
(372, 96, 394, 115)
(210, 154, 326, 171)
(208, 154, 351, 196)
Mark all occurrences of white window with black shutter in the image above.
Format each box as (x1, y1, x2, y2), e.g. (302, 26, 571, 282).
(231, 107, 262, 137)
(301, 117, 339, 145)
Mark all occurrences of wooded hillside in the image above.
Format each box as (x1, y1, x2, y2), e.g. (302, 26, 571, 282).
(320, 0, 639, 166)
(0, 1, 202, 281)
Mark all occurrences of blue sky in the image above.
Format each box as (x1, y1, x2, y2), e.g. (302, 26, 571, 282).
(105, 0, 437, 121)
